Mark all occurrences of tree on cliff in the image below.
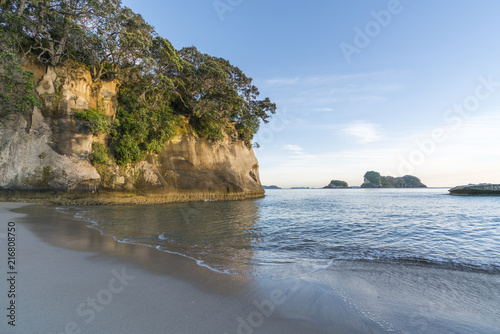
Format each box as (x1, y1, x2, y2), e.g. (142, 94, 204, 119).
(0, 27, 40, 120)
(176, 46, 276, 144)
(0, 0, 276, 164)
(81, 3, 156, 80)
(1, 0, 109, 66)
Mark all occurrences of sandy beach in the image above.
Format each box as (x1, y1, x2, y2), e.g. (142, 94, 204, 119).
(0, 203, 384, 334)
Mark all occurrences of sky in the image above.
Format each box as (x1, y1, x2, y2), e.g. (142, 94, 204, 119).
(123, 0, 500, 187)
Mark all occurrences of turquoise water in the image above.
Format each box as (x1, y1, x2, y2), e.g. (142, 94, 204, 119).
(65, 188, 500, 278)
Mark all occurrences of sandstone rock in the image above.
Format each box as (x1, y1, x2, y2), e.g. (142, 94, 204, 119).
(0, 60, 264, 203)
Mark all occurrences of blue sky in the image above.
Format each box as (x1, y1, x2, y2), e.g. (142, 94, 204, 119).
(123, 0, 500, 187)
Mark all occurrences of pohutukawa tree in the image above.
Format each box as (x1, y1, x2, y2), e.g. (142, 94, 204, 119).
(0, 0, 276, 164)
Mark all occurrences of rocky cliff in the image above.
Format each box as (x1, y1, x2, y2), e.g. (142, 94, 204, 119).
(0, 61, 264, 204)
(361, 171, 426, 188)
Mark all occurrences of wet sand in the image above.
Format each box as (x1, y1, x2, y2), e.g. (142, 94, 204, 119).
(0, 203, 384, 334)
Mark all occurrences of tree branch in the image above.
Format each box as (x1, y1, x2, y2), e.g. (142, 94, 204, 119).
(16, 0, 26, 17)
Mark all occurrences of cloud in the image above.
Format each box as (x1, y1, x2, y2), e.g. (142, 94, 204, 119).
(313, 107, 334, 112)
(259, 71, 402, 113)
(340, 121, 383, 144)
(281, 144, 319, 163)
(264, 77, 300, 86)
(284, 144, 304, 153)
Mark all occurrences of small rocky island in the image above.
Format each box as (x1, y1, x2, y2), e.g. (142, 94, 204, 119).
(324, 180, 349, 188)
(262, 185, 282, 189)
(449, 184, 500, 196)
(361, 171, 426, 188)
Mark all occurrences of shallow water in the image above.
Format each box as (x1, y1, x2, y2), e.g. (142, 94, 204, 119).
(62, 188, 500, 278)
(59, 188, 500, 333)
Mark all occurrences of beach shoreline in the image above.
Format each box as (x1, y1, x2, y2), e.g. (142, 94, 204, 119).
(0, 190, 265, 206)
(0, 203, 383, 334)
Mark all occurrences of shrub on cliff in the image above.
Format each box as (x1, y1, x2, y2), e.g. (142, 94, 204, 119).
(73, 108, 111, 135)
(110, 78, 181, 165)
(89, 142, 110, 165)
(0, 29, 40, 120)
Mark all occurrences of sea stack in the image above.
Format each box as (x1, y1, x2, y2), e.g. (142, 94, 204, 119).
(360, 171, 426, 188)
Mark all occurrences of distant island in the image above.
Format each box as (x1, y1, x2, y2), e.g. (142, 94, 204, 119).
(291, 187, 310, 189)
(324, 180, 349, 188)
(361, 171, 427, 188)
(262, 185, 282, 189)
(449, 184, 500, 196)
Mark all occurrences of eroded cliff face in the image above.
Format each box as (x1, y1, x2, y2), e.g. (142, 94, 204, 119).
(0, 61, 264, 203)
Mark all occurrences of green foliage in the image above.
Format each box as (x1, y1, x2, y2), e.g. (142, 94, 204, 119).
(402, 175, 425, 187)
(190, 115, 226, 142)
(111, 81, 180, 165)
(110, 108, 179, 165)
(83, 3, 157, 81)
(235, 116, 260, 146)
(361, 171, 426, 188)
(325, 180, 348, 188)
(89, 142, 109, 165)
(1, 0, 125, 67)
(0, 34, 41, 120)
(72, 108, 111, 135)
(1, 0, 276, 164)
(363, 171, 382, 187)
(176, 47, 276, 144)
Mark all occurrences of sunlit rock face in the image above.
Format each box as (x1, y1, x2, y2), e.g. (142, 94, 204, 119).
(0, 61, 264, 203)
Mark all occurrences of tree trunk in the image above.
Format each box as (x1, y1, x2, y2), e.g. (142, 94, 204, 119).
(16, 0, 26, 16)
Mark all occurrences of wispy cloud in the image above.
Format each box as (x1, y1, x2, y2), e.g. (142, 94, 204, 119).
(340, 121, 383, 144)
(282, 144, 319, 163)
(263, 111, 500, 187)
(264, 77, 300, 86)
(312, 107, 334, 112)
(259, 71, 402, 113)
(284, 144, 304, 153)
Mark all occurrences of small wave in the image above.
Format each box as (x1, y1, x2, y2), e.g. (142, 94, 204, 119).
(327, 254, 500, 275)
(311, 258, 335, 272)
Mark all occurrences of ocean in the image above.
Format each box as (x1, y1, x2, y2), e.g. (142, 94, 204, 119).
(60, 188, 500, 333)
